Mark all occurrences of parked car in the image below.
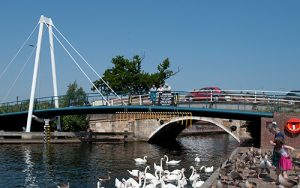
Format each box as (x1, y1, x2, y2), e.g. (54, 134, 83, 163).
(186, 87, 223, 101)
(285, 91, 300, 104)
(286, 91, 300, 98)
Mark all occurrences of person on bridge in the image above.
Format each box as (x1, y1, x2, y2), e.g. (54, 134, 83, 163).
(149, 85, 157, 105)
(157, 84, 164, 93)
(164, 83, 171, 92)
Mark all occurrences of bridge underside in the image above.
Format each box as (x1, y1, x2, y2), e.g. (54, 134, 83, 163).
(148, 120, 193, 143)
(147, 116, 247, 143)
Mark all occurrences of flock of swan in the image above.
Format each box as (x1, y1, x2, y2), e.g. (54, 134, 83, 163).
(97, 154, 214, 188)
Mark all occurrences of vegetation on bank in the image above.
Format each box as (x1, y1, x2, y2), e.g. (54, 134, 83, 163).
(59, 81, 88, 131)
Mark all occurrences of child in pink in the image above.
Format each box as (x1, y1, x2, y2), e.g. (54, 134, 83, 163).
(272, 138, 295, 178)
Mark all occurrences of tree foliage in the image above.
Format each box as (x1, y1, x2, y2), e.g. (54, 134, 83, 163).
(92, 55, 178, 95)
(61, 81, 88, 131)
(61, 115, 88, 131)
(62, 81, 87, 107)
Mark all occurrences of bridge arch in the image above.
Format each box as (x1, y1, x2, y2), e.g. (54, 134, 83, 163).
(148, 116, 240, 143)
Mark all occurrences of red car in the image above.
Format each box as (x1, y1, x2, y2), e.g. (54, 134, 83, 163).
(186, 87, 222, 101)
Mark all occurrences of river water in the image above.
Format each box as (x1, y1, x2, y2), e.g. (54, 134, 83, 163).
(0, 134, 239, 188)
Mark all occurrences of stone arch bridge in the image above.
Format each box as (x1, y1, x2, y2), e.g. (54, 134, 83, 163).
(89, 112, 246, 143)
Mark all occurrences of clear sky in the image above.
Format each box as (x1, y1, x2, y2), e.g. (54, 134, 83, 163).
(0, 1, 299, 102)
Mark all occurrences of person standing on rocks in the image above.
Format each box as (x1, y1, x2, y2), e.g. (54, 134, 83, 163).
(268, 121, 285, 184)
(270, 137, 294, 179)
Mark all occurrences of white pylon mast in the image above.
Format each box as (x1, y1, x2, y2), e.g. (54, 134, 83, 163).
(26, 15, 60, 132)
(48, 17, 61, 131)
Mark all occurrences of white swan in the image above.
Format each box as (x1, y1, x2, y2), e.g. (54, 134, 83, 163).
(127, 169, 140, 177)
(141, 168, 161, 188)
(127, 177, 141, 188)
(164, 155, 181, 165)
(141, 165, 158, 181)
(163, 171, 182, 182)
(154, 157, 164, 172)
(192, 178, 204, 188)
(160, 177, 181, 188)
(194, 154, 200, 163)
(200, 165, 213, 173)
(97, 181, 104, 188)
(115, 178, 125, 188)
(189, 166, 200, 182)
(178, 172, 187, 187)
(170, 169, 182, 175)
(134, 156, 147, 163)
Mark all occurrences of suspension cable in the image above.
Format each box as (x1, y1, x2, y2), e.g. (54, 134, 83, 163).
(2, 44, 37, 103)
(47, 25, 110, 105)
(0, 23, 39, 81)
(52, 25, 122, 100)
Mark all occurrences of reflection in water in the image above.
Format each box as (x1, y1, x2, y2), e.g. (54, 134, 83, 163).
(0, 134, 238, 188)
(22, 146, 37, 188)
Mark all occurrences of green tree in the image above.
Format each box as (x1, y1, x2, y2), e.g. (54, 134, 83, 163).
(61, 115, 88, 131)
(61, 81, 88, 131)
(62, 81, 87, 107)
(92, 55, 179, 95)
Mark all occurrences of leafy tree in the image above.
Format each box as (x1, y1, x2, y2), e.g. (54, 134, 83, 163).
(62, 81, 87, 107)
(92, 55, 179, 95)
(61, 81, 88, 131)
(61, 115, 88, 131)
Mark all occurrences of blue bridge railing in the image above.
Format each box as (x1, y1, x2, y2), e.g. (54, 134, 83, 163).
(0, 90, 300, 114)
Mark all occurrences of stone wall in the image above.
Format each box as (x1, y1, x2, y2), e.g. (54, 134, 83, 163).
(88, 114, 161, 141)
(261, 112, 300, 149)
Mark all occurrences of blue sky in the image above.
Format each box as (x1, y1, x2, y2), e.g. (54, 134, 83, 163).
(0, 1, 299, 102)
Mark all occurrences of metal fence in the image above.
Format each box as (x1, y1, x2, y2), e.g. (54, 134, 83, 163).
(0, 90, 300, 114)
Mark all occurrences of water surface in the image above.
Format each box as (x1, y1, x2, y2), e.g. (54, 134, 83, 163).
(0, 134, 239, 187)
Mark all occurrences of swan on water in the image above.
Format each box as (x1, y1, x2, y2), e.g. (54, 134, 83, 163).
(200, 165, 213, 173)
(154, 157, 164, 172)
(115, 178, 125, 188)
(192, 178, 204, 188)
(164, 155, 181, 165)
(127, 169, 141, 177)
(57, 182, 69, 188)
(194, 154, 200, 163)
(163, 172, 179, 182)
(134, 156, 147, 163)
(97, 181, 104, 188)
(189, 166, 200, 182)
(170, 168, 184, 175)
(160, 176, 181, 188)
